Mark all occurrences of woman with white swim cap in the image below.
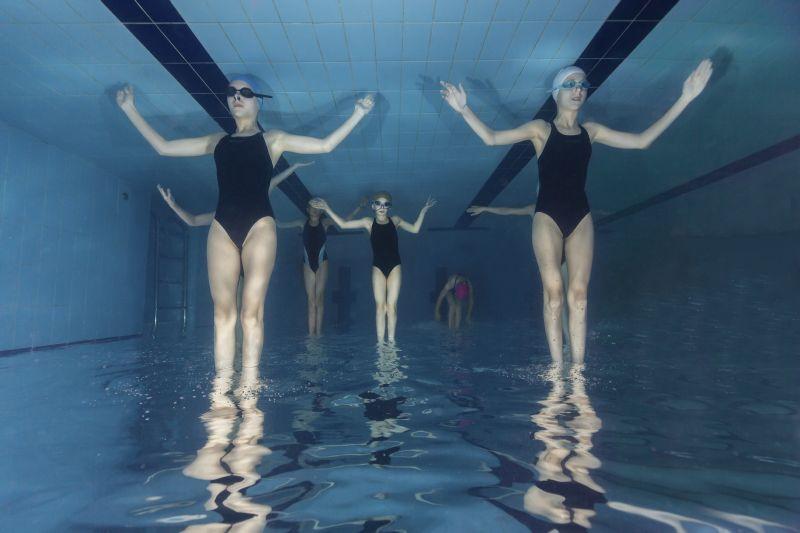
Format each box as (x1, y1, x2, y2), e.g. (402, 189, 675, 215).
(441, 60, 712, 363)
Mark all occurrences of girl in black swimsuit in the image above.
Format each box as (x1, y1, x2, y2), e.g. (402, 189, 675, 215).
(442, 59, 712, 362)
(310, 193, 436, 342)
(117, 80, 374, 371)
(277, 198, 367, 336)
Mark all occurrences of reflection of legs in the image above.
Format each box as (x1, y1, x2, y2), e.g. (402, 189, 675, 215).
(239, 218, 277, 369)
(303, 264, 317, 335)
(385, 266, 402, 342)
(314, 260, 328, 335)
(227, 367, 270, 489)
(372, 268, 388, 341)
(207, 221, 242, 371)
(183, 369, 236, 482)
(533, 214, 566, 360)
(565, 215, 594, 364)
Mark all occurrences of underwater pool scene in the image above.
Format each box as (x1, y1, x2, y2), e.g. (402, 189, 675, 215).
(1, 0, 799, 531)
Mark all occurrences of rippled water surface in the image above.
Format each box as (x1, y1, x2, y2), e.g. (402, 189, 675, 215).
(2, 291, 799, 531)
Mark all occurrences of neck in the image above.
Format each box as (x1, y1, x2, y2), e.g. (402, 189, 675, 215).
(375, 213, 389, 222)
(309, 215, 320, 224)
(234, 117, 259, 134)
(554, 109, 579, 129)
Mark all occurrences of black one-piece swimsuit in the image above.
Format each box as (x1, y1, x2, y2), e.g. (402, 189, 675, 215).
(370, 218, 401, 277)
(535, 121, 592, 238)
(213, 133, 274, 248)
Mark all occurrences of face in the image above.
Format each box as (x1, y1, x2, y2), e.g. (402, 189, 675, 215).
(227, 80, 260, 119)
(555, 73, 588, 111)
(372, 196, 391, 215)
(307, 205, 322, 218)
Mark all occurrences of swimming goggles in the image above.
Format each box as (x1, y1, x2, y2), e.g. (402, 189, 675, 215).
(560, 80, 591, 90)
(372, 201, 392, 209)
(225, 86, 272, 99)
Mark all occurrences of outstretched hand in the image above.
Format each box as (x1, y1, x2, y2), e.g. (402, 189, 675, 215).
(355, 94, 375, 115)
(466, 205, 485, 216)
(424, 196, 437, 210)
(309, 198, 328, 211)
(156, 184, 174, 206)
(682, 59, 713, 102)
(440, 81, 467, 113)
(116, 84, 135, 109)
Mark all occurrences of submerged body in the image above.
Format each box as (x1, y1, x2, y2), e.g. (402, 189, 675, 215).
(435, 274, 474, 330)
(444, 59, 713, 362)
(311, 194, 436, 342)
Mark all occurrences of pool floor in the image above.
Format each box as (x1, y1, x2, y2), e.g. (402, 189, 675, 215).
(2, 302, 799, 531)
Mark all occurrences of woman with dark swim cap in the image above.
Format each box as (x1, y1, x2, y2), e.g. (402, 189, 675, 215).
(442, 60, 712, 362)
(434, 274, 474, 330)
(118, 76, 374, 371)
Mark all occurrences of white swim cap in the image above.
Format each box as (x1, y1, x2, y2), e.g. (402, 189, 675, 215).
(228, 73, 272, 98)
(551, 66, 586, 101)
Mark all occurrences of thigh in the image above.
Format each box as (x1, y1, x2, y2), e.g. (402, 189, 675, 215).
(371, 267, 387, 304)
(303, 264, 316, 299)
(315, 260, 329, 298)
(207, 220, 242, 306)
(564, 214, 594, 289)
(533, 213, 565, 288)
(240, 218, 277, 309)
(386, 266, 402, 305)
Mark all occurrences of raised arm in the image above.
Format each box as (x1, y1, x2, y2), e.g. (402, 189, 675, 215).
(344, 196, 370, 221)
(396, 197, 436, 234)
(440, 81, 546, 146)
(117, 85, 224, 157)
(276, 219, 305, 230)
(267, 95, 374, 158)
(268, 161, 314, 193)
(467, 204, 536, 217)
(309, 198, 372, 231)
(157, 185, 214, 226)
(584, 59, 713, 150)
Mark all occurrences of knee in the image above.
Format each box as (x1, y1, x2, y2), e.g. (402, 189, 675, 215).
(239, 306, 263, 331)
(543, 283, 564, 311)
(375, 302, 386, 315)
(214, 305, 237, 328)
(567, 286, 587, 311)
(315, 294, 325, 307)
(385, 302, 397, 316)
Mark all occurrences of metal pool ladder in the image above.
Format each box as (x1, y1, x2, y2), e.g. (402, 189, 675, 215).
(151, 213, 189, 337)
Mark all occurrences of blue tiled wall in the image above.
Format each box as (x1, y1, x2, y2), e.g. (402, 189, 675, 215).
(0, 120, 150, 351)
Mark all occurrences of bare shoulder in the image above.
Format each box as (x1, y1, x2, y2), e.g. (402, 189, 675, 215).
(263, 129, 285, 143)
(581, 121, 604, 141)
(530, 119, 549, 138)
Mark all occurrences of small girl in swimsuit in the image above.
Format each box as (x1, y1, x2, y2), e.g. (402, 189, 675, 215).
(310, 193, 436, 342)
(277, 197, 367, 336)
(434, 274, 474, 330)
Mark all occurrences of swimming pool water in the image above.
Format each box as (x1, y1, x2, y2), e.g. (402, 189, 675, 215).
(2, 276, 798, 531)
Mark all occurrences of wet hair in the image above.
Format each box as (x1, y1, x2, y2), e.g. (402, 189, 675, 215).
(372, 191, 392, 202)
